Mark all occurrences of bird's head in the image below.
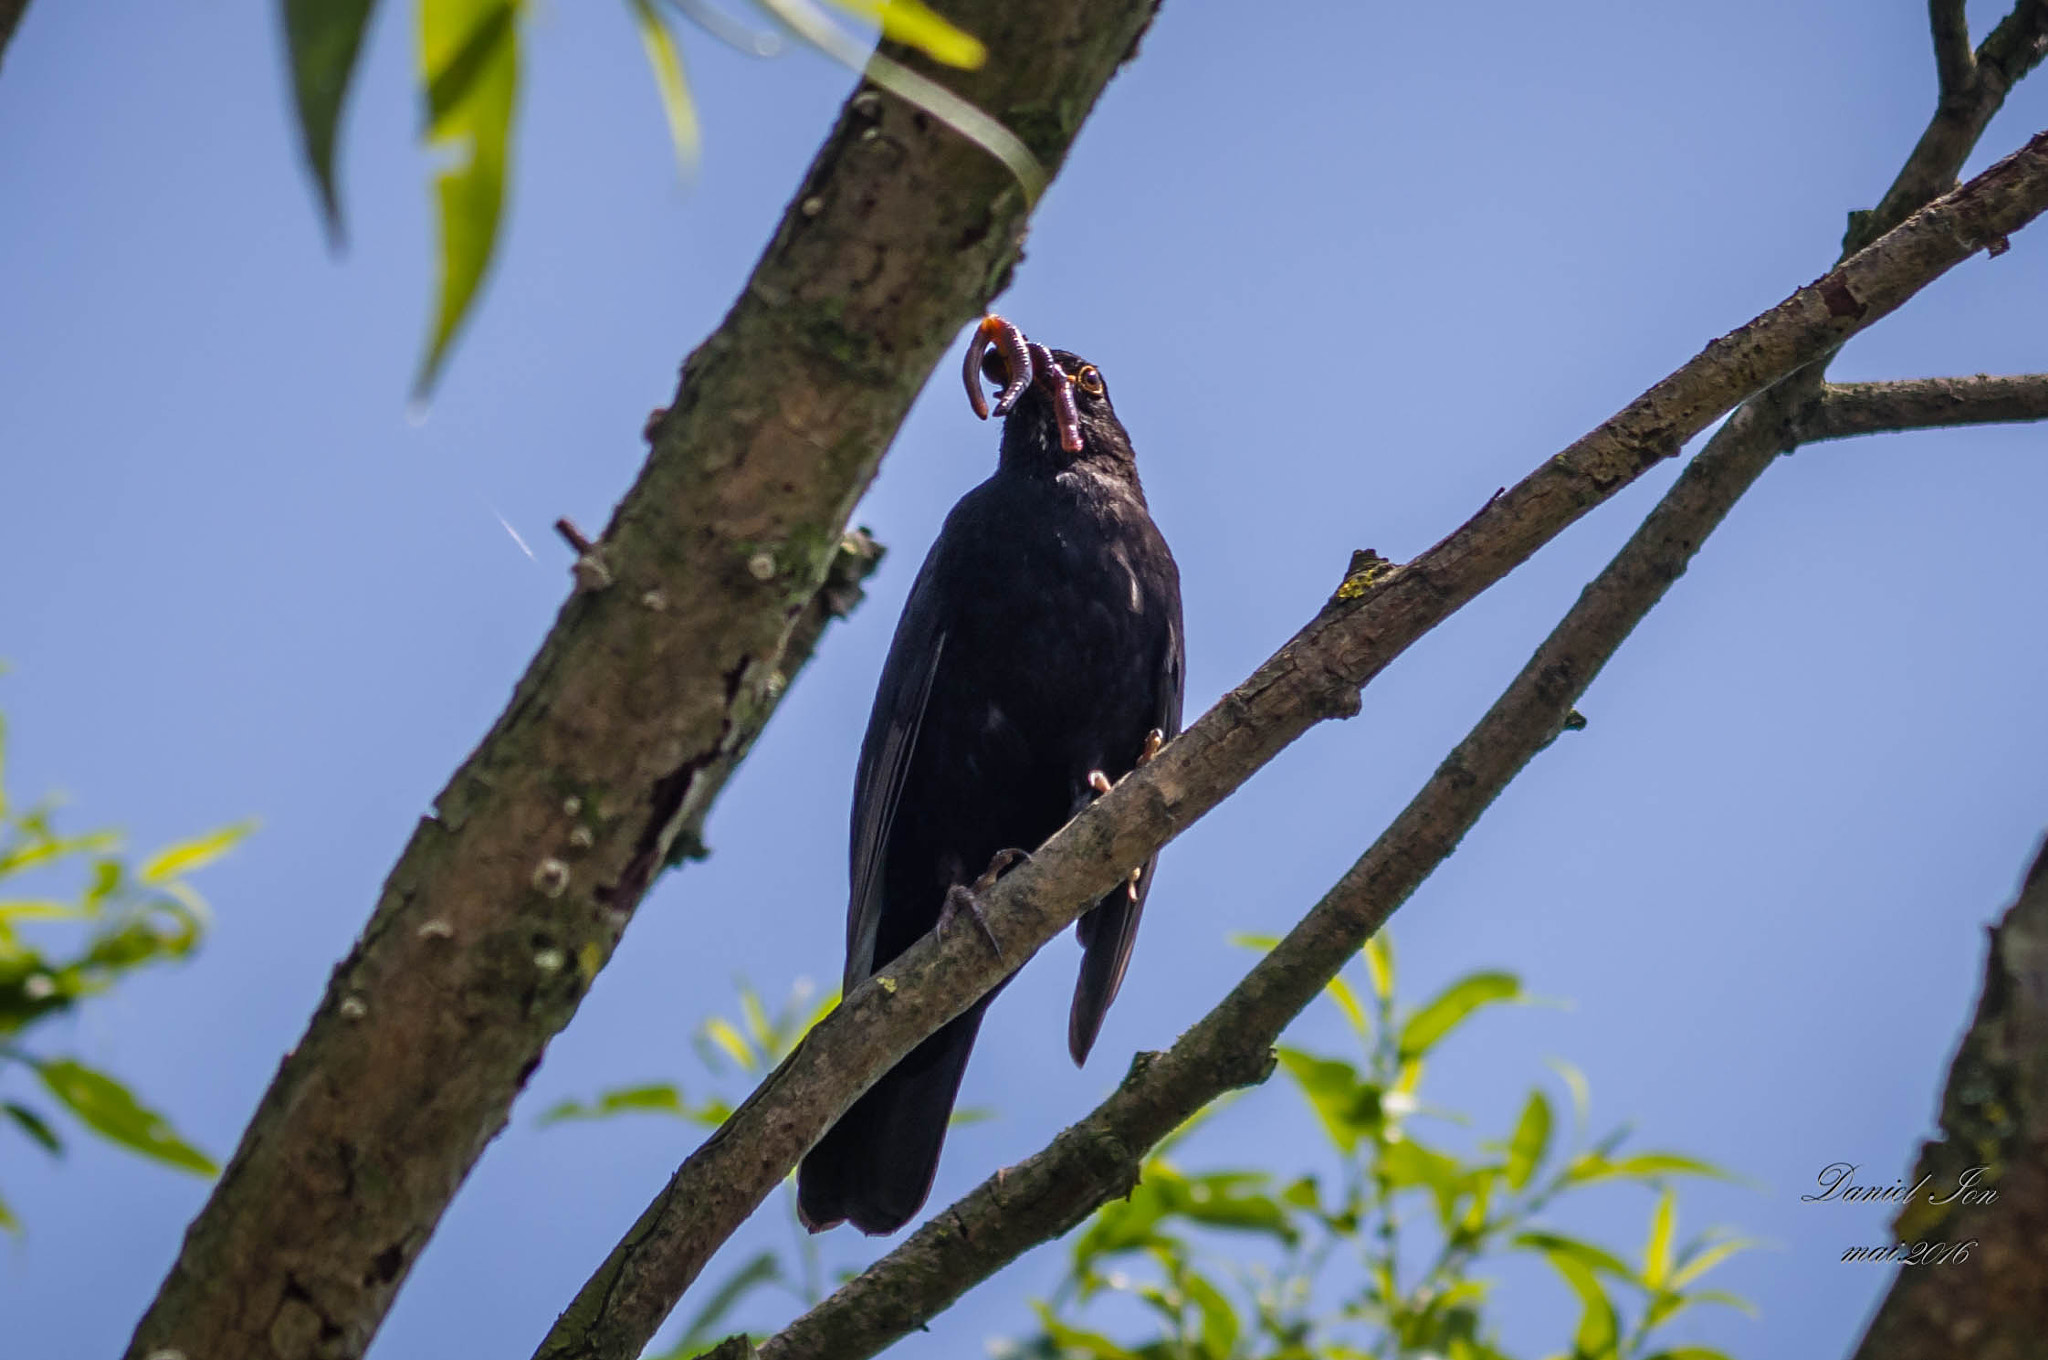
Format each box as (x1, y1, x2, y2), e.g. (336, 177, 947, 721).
(961, 314, 1135, 474)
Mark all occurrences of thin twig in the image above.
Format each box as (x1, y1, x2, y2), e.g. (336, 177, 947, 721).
(554, 517, 595, 555)
(1804, 373, 2048, 442)
(1931, 0, 1977, 99)
(531, 135, 2048, 1360)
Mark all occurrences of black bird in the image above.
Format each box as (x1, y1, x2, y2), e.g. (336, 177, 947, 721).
(796, 315, 1185, 1236)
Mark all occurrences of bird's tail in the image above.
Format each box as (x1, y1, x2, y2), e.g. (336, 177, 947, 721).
(1068, 852, 1157, 1065)
(797, 996, 993, 1236)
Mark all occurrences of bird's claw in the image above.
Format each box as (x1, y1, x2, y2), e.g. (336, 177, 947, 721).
(940, 848, 1030, 965)
(1088, 770, 1114, 796)
(1137, 729, 1164, 765)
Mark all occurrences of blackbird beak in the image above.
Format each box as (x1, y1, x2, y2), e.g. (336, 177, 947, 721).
(961, 314, 1085, 454)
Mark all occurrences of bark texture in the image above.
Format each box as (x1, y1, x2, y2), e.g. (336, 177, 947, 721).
(1806, 374, 2048, 442)
(534, 133, 2048, 1360)
(1850, 836, 2048, 1360)
(123, 4, 1161, 1356)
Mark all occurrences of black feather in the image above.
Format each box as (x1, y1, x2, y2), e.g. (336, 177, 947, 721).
(797, 339, 1184, 1236)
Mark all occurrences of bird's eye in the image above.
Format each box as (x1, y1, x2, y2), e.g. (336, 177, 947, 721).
(1076, 365, 1105, 396)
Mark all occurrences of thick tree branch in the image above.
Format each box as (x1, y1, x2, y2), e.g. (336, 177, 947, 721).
(123, 5, 1164, 1357)
(1849, 833, 2048, 1360)
(532, 134, 2048, 1360)
(754, 381, 1802, 1360)
(1932, 0, 1977, 100)
(1803, 374, 2048, 442)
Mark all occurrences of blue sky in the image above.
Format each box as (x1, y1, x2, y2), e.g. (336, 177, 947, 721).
(3, 1, 2046, 1356)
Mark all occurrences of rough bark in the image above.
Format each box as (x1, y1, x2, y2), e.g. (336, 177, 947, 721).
(1849, 835, 2048, 1360)
(1805, 374, 2048, 442)
(1849, 0, 2048, 255)
(532, 133, 2048, 1360)
(123, 4, 1162, 1356)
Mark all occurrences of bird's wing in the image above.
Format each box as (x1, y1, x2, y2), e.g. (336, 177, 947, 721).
(1069, 608, 1186, 1064)
(845, 571, 949, 990)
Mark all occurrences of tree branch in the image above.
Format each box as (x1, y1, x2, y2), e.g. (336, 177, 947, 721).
(1931, 0, 1977, 100)
(1852, 0, 2048, 254)
(1803, 374, 2048, 442)
(1849, 832, 2048, 1360)
(746, 11, 2048, 1344)
(123, 4, 1163, 1356)
(753, 380, 1802, 1360)
(532, 133, 2048, 1360)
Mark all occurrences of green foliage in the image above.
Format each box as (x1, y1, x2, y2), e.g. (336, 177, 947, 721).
(277, 0, 1010, 397)
(995, 935, 1755, 1360)
(542, 977, 852, 1354)
(0, 709, 251, 1231)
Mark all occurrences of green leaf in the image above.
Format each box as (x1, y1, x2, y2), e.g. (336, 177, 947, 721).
(627, 0, 700, 179)
(1568, 1151, 1731, 1186)
(667, 1250, 781, 1354)
(1548, 1056, 1592, 1132)
(139, 820, 255, 884)
(536, 1083, 687, 1125)
(0, 1189, 16, 1236)
(826, 0, 986, 67)
(283, 0, 379, 238)
(1276, 1047, 1380, 1154)
(1669, 1234, 1761, 1288)
(415, 0, 521, 396)
(1642, 1188, 1676, 1288)
(1398, 971, 1519, 1060)
(1029, 1300, 1140, 1360)
(1173, 1170, 1296, 1245)
(0, 899, 78, 921)
(948, 1104, 996, 1127)
(1542, 1249, 1619, 1360)
(1511, 1230, 1635, 1280)
(1325, 973, 1369, 1042)
(1227, 932, 1280, 952)
(1641, 1350, 1736, 1360)
(33, 1059, 215, 1174)
(750, 0, 1042, 203)
(1378, 1136, 1465, 1228)
(699, 1016, 755, 1072)
(1180, 1267, 1240, 1359)
(0, 829, 121, 877)
(4, 1100, 62, 1155)
(736, 980, 774, 1054)
(1363, 932, 1393, 1001)
(1505, 1089, 1551, 1191)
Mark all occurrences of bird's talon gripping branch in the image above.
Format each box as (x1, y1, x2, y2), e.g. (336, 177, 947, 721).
(940, 849, 1028, 966)
(1138, 728, 1164, 765)
(1088, 770, 1114, 796)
